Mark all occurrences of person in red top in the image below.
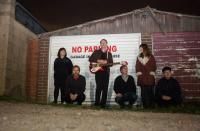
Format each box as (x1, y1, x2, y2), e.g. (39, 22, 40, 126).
(66, 65, 86, 105)
(136, 44, 157, 108)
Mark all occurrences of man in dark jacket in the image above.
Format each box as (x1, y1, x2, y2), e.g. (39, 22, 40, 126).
(54, 48, 73, 104)
(66, 65, 86, 105)
(114, 65, 137, 108)
(155, 66, 182, 107)
(89, 39, 113, 108)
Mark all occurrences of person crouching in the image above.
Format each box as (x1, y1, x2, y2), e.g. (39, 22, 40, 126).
(114, 65, 137, 108)
(155, 66, 182, 107)
(66, 65, 86, 105)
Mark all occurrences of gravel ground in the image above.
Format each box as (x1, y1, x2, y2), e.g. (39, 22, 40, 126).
(0, 101, 200, 131)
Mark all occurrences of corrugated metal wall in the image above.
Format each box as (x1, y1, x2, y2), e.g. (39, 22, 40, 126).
(153, 32, 200, 101)
(48, 34, 141, 104)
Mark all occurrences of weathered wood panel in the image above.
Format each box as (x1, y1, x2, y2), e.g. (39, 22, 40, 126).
(153, 32, 200, 101)
(39, 7, 200, 38)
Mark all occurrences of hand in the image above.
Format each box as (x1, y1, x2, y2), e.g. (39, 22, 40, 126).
(162, 95, 171, 101)
(70, 93, 74, 100)
(150, 71, 155, 76)
(70, 93, 77, 101)
(102, 60, 108, 64)
(136, 72, 142, 76)
(74, 94, 78, 99)
(121, 61, 128, 65)
(116, 93, 122, 97)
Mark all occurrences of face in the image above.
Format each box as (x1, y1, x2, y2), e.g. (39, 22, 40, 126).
(163, 70, 172, 79)
(73, 67, 80, 76)
(121, 66, 128, 75)
(100, 40, 108, 52)
(139, 47, 144, 54)
(60, 50, 66, 58)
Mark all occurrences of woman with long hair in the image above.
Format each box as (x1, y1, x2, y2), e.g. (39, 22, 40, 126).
(136, 44, 156, 108)
(54, 48, 73, 104)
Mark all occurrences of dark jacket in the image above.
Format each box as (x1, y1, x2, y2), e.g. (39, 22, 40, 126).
(54, 57, 73, 81)
(114, 75, 136, 95)
(155, 77, 182, 105)
(66, 75, 86, 95)
(136, 55, 156, 86)
(89, 49, 113, 72)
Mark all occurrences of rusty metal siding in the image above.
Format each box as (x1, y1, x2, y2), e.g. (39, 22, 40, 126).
(152, 32, 200, 101)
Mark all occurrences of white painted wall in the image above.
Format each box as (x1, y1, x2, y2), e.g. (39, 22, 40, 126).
(48, 33, 141, 104)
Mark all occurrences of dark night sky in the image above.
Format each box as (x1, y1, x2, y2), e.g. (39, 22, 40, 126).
(17, 0, 200, 31)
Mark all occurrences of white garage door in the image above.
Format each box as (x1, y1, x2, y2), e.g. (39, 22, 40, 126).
(48, 33, 141, 104)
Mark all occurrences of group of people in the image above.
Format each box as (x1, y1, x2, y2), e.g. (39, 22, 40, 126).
(53, 39, 182, 108)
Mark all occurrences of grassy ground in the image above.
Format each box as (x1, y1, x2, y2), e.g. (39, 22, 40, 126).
(1, 101, 200, 131)
(54, 103, 200, 115)
(1, 96, 199, 115)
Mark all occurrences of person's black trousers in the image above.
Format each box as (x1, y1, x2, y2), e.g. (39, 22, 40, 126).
(141, 86, 155, 108)
(115, 92, 137, 107)
(54, 80, 66, 103)
(66, 93, 86, 105)
(95, 71, 110, 106)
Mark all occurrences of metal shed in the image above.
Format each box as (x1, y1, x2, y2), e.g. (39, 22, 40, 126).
(26, 6, 200, 103)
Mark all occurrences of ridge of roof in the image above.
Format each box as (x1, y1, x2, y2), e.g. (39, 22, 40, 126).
(38, 6, 200, 38)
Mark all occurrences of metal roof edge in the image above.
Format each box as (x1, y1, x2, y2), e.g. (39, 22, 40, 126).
(38, 6, 200, 38)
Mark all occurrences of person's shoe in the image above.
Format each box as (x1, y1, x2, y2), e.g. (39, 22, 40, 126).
(127, 104, 133, 109)
(94, 103, 100, 107)
(100, 104, 108, 109)
(77, 103, 82, 105)
(120, 105, 125, 109)
(53, 101, 57, 104)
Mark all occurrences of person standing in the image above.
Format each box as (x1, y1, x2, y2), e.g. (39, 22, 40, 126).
(136, 44, 156, 108)
(89, 39, 113, 108)
(114, 65, 137, 108)
(54, 48, 73, 104)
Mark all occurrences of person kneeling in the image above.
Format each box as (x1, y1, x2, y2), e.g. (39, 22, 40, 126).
(66, 65, 86, 105)
(114, 65, 137, 108)
(155, 66, 182, 107)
